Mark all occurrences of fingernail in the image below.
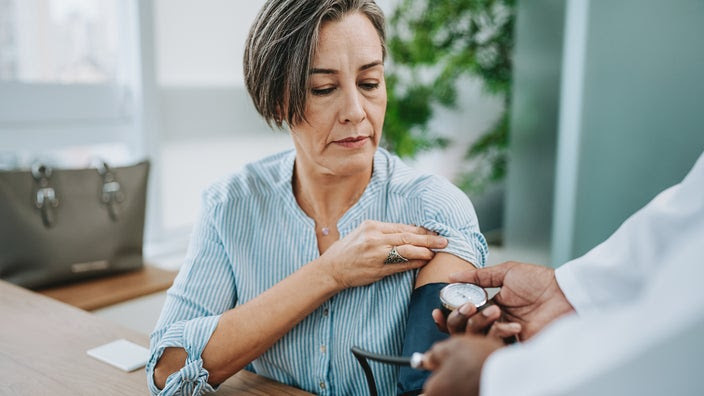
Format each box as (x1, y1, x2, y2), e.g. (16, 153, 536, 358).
(482, 305, 499, 317)
(459, 303, 473, 315)
(507, 322, 521, 331)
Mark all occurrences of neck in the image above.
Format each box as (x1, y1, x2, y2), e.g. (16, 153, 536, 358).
(293, 160, 372, 226)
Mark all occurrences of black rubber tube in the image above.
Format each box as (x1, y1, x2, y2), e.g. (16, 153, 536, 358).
(351, 346, 412, 396)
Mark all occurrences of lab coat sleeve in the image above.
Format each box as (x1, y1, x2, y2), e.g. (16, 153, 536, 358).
(554, 152, 704, 314)
(482, 263, 704, 396)
(479, 151, 704, 396)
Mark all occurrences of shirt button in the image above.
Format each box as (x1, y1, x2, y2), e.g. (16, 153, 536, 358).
(323, 308, 329, 316)
(320, 345, 327, 354)
(319, 381, 326, 390)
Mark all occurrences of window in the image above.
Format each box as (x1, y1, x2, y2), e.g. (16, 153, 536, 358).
(1, 0, 124, 84)
(0, 0, 141, 167)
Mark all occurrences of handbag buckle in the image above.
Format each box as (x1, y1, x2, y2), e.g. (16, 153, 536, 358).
(31, 163, 59, 228)
(96, 161, 124, 221)
(36, 187, 58, 208)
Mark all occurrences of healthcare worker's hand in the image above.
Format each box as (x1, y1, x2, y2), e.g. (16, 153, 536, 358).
(422, 334, 503, 396)
(432, 303, 522, 340)
(450, 261, 575, 340)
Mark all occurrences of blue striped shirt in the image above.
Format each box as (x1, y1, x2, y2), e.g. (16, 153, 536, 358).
(147, 148, 487, 395)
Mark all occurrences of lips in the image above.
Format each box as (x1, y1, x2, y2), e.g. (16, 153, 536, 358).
(335, 136, 368, 143)
(332, 135, 370, 148)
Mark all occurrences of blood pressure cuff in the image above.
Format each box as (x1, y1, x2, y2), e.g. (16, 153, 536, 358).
(397, 282, 449, 396)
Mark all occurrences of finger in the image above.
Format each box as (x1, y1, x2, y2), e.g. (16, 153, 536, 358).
(449, 261, 518, 288)
(423, 368, 451, 396)
(446, 305, 475, 335)
(424, 338, 456, 370)
(424, 359, 475, 396)
(487, 321, 522, 339)
(423, 372, 441, 396)
(377, 222, 435, 235)
(432, 309, 449, 333)
(393, 245, 435, 261)
(464, 304, 501, 334)
(386, 232, 448, 249)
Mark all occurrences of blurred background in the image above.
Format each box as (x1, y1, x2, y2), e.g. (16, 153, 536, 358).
(1, 0, 703, 332)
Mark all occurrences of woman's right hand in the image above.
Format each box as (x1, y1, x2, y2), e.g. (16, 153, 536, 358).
(319, 220, 448, 290)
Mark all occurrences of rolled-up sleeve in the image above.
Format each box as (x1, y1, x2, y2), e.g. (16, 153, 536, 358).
(146, 193, 237, 395)
(147, 316, 221, 395)
(415, 178, 488, 268)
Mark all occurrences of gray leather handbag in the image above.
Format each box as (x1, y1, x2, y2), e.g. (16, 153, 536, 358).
(0, 160, 149, 289)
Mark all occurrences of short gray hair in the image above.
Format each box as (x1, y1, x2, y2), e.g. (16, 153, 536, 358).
(244, 0, 386, 129)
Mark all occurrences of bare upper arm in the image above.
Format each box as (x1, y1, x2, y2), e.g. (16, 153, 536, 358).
(414, 252, 476, 288)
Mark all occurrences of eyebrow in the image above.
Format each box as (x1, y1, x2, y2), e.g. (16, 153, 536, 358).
(310, 60, 383, 75)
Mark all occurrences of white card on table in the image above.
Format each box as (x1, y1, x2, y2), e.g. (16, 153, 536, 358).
(86, 339, 149, 372)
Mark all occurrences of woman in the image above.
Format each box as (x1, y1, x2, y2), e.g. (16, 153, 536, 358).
(147, 1, 488, 394)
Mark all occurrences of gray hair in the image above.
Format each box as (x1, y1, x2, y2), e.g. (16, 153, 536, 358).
(244, 0, 386, 129)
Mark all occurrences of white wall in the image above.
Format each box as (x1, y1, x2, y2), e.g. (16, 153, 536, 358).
(149, 1, 287, 257)
(155, 0, 265, 86)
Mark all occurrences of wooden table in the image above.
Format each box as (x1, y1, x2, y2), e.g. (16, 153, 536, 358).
(0, 280, 311, 395)
(38, 266, 178, 311)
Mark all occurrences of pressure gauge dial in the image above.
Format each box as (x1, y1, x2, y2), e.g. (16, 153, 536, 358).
(439, 283, 488, 312)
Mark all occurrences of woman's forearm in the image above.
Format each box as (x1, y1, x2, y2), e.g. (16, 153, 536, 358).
(153, 257, 340, 388)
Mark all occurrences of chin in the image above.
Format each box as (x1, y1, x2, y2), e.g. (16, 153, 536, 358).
(328, 148, 376, 176)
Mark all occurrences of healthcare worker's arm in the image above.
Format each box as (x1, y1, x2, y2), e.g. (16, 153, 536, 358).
(451, 151, 704, 334)
(426, 152, 704, 396)
(479, 233, 704, 396)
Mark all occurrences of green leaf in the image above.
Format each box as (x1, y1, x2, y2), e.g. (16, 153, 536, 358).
(385, 0, 516, 193)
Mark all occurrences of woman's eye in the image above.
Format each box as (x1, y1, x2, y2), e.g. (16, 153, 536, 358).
(311, 87, 335, 96)
(359, 82, 380, 91)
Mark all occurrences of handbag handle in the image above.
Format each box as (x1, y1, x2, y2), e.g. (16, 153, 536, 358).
(30, 160, 126, 227)
(31, 163, 59, 228)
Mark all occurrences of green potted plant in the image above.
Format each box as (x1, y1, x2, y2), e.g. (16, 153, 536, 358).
(382, 0, 515, 240)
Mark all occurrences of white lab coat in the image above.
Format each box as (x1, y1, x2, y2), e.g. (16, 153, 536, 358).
(481, 151, 704, 396)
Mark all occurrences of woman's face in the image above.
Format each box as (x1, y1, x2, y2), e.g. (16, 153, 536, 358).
(290, 12, 386, 177)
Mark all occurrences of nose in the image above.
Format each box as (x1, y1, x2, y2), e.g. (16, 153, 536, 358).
(339, 89, 365, 124)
